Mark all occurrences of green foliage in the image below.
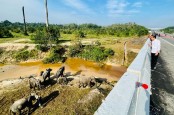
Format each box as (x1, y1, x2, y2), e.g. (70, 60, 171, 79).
(162, 26, 174, 34)
(104, 48, 115, 56)
(0, 48, 4, 56)
(35, 45, 49, 52)
(13, 48, 39, 61)
(74, 31, 85, 38)
(31, 27, 60, 50)
(0, 20, 148, 39)
(43, 46, 65, 64)
(0, 28, 13, 38)
(81, 46, 107, 62)
(68, 42, 115, 62)
(29, 49, 39, 58)
(68, 41, 83, 57)
(48, 26, 60, 43)
(14, 50, 30, 61)
(31, 30, 48, 45)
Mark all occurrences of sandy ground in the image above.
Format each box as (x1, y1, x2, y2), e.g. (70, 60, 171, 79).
(0, 65, 39, 81)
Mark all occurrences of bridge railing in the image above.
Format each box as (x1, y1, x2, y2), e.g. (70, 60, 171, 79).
(95, 39, 151, 115)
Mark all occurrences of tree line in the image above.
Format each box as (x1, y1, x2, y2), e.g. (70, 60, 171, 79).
(0, 20, 148, 38)
(162, 26, 174, 34)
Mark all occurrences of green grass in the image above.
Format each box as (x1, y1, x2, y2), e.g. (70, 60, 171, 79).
(11, 32, 30, 38)
(0, 38, 19, 43)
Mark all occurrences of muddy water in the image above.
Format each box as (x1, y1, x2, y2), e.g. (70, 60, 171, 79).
(0, 58, 126, 81)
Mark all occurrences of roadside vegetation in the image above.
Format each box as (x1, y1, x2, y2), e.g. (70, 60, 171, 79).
(68, 41, 114, 62)
(162, 26, 174, 34)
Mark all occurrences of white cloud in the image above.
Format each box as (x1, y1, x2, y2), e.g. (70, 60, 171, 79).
(107, 0, 142, 17)
(132, 2, 143, 8)
(107, 0, 129, 17)
(62, 0, 92, 13)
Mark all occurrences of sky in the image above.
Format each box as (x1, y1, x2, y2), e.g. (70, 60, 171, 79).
(0, 0, 174, 28)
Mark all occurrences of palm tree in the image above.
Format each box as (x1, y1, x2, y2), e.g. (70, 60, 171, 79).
(22, 6, 27, 35)
(45, 0, 49, 29)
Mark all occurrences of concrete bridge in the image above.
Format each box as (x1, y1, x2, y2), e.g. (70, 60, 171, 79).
(95, 35, 174, 115)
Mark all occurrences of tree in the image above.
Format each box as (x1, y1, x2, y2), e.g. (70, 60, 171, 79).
(45, 0, 49, 29)
(22, 6, 28, 35)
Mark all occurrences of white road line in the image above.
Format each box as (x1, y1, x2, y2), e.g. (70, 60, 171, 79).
(159, 38, 174, 47)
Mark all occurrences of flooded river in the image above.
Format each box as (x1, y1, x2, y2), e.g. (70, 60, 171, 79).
(0, 58, 126, 81)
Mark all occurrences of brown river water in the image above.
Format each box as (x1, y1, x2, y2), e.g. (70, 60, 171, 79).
(0, 58, 126, 81)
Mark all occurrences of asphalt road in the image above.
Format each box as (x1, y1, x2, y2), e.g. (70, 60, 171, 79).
(150, 36, 174, 115)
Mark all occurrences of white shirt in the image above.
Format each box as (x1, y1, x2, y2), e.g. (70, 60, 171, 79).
(151, 39, 161, 53)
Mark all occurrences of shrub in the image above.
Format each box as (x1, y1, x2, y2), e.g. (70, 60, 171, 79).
(74, 31, 85, 38)
(14, 50, 30, 61)
(81, 46, 107, 62)
(0, 48, 4, 56)
(13, 48, 39, 61)
(43, 46, 66, 64)
(104, 48, 115, 56)
(35, 45, 49, 52)
(43, 53, 62, 64)
(29, 49, 39, 58)
(32, 27, 60, 47)
(68, 43, 115, 62)
(0, 28, 13, 38)
(68, 41, 83, 57)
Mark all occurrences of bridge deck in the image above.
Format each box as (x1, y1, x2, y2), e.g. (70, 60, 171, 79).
(151, 36, 174, 114)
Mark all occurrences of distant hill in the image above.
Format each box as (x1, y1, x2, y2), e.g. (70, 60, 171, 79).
(161, 26, 174, 34)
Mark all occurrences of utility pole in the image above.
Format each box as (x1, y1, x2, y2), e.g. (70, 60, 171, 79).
(22, 6, 27, 35)
(45, 0, 49, 29)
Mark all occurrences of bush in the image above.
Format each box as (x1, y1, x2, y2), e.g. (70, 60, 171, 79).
(68, 41, 83, 57)
(0, 48, 4, 56)
(43, 53, 62, 64)
(43, 46, 66, 64)
(32, 27, 60, 46)
(14, 50, 30, 61)
(74, 31, 85, 38)
(68, 44, 115, 62)
(35, 45, 49, 52)
(29, 49, 39, 58)
(31, 30, 48, 46)
(104, 48, 115, 56)
(13, 48, 39, 61)
(0, 28, 13, 38)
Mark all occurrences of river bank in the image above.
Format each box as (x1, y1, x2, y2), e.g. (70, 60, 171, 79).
(0, 58, 126, 82)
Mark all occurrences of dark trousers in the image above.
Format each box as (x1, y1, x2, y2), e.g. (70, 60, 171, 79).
(151, 53, 159, 69)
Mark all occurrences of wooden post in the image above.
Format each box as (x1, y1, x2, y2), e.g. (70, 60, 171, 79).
(22, 6, 27, 35)
(122, 41, 128, 65)
(45, 0, 49, 29)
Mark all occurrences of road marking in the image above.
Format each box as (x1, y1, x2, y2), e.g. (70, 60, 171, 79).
(159, 38, 174, 47)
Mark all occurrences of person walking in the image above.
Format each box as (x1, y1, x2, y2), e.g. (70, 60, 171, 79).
(149, 33, 161, 70)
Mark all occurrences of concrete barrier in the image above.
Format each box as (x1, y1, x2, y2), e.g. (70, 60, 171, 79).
(95, 39, 151, 115)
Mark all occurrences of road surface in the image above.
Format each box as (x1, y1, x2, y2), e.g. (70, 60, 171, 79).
(151, 36, 174, 115)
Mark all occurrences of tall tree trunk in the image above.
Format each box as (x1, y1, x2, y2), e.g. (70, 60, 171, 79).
(22, 6, 27, 35)
(45, 0, 49, 29)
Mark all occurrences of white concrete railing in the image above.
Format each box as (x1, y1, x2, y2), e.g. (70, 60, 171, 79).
(95, 39, 151, 115)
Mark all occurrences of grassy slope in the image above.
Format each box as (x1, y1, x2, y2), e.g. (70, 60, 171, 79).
(0, 79, 110, 115)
